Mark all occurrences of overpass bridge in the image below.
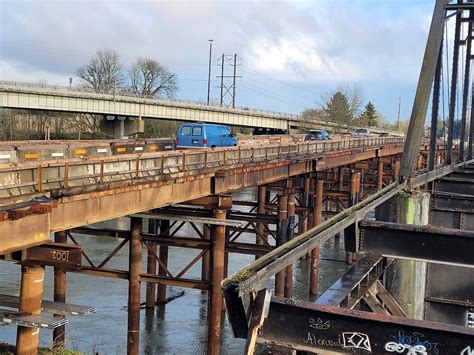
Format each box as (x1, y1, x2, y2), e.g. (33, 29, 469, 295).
(0, 81, 402, 137)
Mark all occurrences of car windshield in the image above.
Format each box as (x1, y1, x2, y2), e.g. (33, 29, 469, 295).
(356, 129, 367, 133)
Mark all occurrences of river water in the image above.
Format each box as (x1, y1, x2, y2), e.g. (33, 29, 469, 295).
(0, 188, 348, 354)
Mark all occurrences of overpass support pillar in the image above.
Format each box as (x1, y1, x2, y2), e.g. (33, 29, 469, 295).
(101, 116, 144, 139)
(207, 208, 227, 355)
(53, 231, 67, 348)
(16, 265, 45, 355)
(309, 179, 323, 296)
(127, 217, 142, 355)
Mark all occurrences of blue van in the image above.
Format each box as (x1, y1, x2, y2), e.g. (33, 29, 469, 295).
(176, 123, 238, 148)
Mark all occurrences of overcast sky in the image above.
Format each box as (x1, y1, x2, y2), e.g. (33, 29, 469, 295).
(1, 0, 441, 122)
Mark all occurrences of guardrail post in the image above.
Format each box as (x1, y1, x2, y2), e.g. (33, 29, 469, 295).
(64, 164, 69, 188)
(37, 165, 43, 192)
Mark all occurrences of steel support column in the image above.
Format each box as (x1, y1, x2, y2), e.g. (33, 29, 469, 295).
(16, 265, 45, 355)
(256, 185, 267, 260)
(447, 5, 462, 164)
(429, 39, 442, 171)
(377, 160, 384, 191)
(275, 193, 288, 297)
(460, 10, 472, 161)
(127, 217, 142, 355)
(346, 172, 360, 265)
(146, 218, 158, 308)
(53, 231, 67, 348)
(157, 219, 169, 302)
(284, 192, 296, 298)
(309, 180, 323, 295)
(207, 208, 227, 355)
(202, 224, 211, 281)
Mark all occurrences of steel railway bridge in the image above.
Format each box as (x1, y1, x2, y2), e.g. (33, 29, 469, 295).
(0, 0, 473, 354)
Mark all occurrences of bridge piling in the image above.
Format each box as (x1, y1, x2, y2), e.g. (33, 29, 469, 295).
(207, 208, 227, 355)
(284, 192, 296, 298)
(201, 224, 211, 281)
(127, 217, 142, 355)
(53, 231, 67, 348)
(275, 193, 288, 297)
(16, 265, 45, 355)
(309, 179, 323, 295)
(145, 217, 158, 308)
(157, 220, 170, 303)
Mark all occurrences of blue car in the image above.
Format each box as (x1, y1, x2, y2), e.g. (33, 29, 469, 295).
(304, 129, 331, 141)
(176, 123, 238, 148)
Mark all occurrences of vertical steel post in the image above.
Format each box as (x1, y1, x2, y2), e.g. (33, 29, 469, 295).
(400, 0, 447, 176)
(429, 38, 443, 171)
(377, 160, 384, 191)
(146, 218, 158, 308)
(53, 231, 67, 347)
(202, 224, 211, 281)
(460, 12, 473, 161)
(157, 220, 169, 302)
(207, 209, 227, 355)
(127, 217, 142, 355)
(16, 265, 45, 355)
(346, 173, 360, 265)
(310, 180, 323, 295)
(338, 167, 344, 191)
(469, 81, 474, 160)
(447, 6, 462, 164)
(284, 192, 296, 298)
(393, 159, 401, 181)
(275, 193, 288, 297)
(256, 185, 267, 253)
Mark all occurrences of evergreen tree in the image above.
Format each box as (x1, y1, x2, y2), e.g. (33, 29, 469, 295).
(323, 91, 352, 133)
(359, 102, 378, 127)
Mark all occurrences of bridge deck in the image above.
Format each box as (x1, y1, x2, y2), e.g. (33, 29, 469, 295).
(0, 137, 409, 254)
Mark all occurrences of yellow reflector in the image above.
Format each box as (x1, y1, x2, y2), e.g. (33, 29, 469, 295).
(150, 145, 158, 150)
(75, 149, 87, 155)
(24, 153, 39, 159)
(116, 147, 126, 153)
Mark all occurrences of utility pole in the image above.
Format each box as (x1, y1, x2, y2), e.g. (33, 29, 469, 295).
(232, 54, 237, 108)
(220, 54, 224, 106)
(207, 39, 213, 105)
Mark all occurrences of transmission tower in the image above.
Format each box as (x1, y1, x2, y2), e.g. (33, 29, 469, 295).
(216, 54, 241, 108)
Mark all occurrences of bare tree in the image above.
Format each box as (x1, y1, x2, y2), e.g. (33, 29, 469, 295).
(128, 58, 177, 99)
(299, 108, 326, 132)
(76, 49, 123, 94)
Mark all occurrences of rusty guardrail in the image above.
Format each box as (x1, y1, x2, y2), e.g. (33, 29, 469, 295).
(0, 137, 405, 202)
